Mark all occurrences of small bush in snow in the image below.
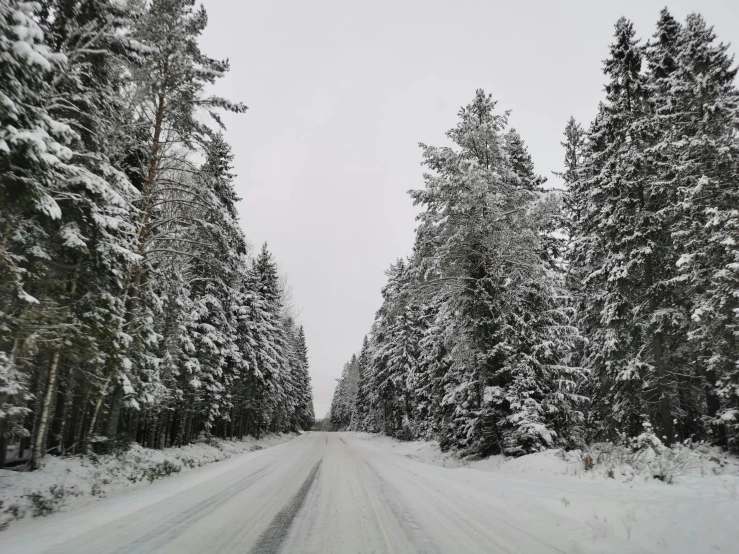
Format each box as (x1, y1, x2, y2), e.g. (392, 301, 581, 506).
(582, 454, 594, 471)
(142, 461, 181, 483)
(584, 426, 702, 483)
(25, 485, 82, 517)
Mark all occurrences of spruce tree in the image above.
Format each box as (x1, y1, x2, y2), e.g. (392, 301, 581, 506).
(351, 336, 372, 431)
(0, 0, 71, 466)
(667, 14, 739, 447)
(408, 90, 584, 455)
(574, 18, 678, 442)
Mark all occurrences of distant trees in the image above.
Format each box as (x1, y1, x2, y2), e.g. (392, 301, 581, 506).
(313, 417, 332, 431)
(333, 9, 739, 454)
(330, 355, 359, 430)
(0, 0, 312, 470)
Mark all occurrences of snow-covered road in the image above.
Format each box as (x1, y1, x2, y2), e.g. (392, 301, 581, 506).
(3, 432, 737, 553)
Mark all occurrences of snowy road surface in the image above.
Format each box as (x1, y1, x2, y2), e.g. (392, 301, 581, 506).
(3, 432, 737, 553)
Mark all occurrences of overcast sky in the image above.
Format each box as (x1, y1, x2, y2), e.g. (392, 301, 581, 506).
(200, 0, 739, 419)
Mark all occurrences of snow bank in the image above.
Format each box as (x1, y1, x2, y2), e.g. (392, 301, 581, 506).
(0, 434, 294, 531)
(346, 432, 739, 484)
(342, 432, 501, 470)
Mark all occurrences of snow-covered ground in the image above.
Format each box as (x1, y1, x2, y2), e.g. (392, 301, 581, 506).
(348, 431, 739, 482)
(2, 432, 738, 553)
(0, 433, 294, 531)
(343, 432, 739, 552)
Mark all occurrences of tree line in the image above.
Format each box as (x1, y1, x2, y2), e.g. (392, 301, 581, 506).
(0, 0, 314, 470)
(331, 9, 739, 455)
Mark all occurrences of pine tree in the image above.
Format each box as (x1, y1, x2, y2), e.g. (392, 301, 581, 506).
(0, 0, 312, 467)
(183, 136, 246, 434)
(574, 18, 678, 442)
(331, 355, 360, 430)
(295, 326, 315, 429)
(250, 244, 289, 435)
(407, 90, 584, 455)
(666, 13, 739, 447)
(641, 9, 704, 441)
(351, 336, 372, 430)
(365, 260, 412, 436)
(0, 0, 144, 468)
(0, 0, 72, 467)
(557, 117, 585, 245)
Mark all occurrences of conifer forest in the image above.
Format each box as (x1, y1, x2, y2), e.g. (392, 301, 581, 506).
(0, 0, 314, 471)
(2, 2, 739, 552)
(331, 10, 739, 457)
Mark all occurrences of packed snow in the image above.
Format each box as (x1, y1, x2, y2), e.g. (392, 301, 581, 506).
(2, 432, 738, 553)
(0, 433, 294, 531)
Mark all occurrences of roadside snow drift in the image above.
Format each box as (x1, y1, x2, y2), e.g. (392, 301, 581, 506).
(0, 434, 294, 531)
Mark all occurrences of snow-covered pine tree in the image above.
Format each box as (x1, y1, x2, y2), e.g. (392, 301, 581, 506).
(409, 92, 512, 453)
(280, 317, 299, 432)
(409, 90, 584, 455)
(0, 0, 145, 468)
(556, 117, 585, 255)
(0, 0, 72, 467)
(368, 259, 428, 438)
(329, 374, 345, 430)
(330, 355, 360, 430)
(281, 316, 308, 432)
(641, 9, 704, 441)
(365, 260, 410, 436)
(350, 336, 373, 431)
(231, 259, 263, 438)
(504, 130, 542, 188)
(574, 18, 682, 443)
(294, 326, 315, 429)
(409, 291, 452, 441)
(567, 108, 617, 442)
(177, 135, 246, 436)
(251, 244, 290, 435)
(37, 0, 147, 463)
(664, 13, 739, 448)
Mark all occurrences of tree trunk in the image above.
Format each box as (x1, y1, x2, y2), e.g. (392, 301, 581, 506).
(85, 371, 113, 449)
(0, 420, 7, 469)
(642, 220, 674, 444)
(652, 330, 674, 444)
(128, 91, 167, 313)
(30, 351, 61, 470)
(49, 364, 70, 455)
(105, 385, 122, 441)
(184, 410, 193, 445)
(70, 384, 90, 455)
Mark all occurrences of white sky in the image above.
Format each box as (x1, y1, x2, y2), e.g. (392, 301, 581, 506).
(200, 0, 739, 419)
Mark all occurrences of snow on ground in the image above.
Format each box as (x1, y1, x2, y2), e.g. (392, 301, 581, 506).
(344, 431, 739, 483)
(2, 432, 738, 553)
(343, 432, 739, 552)
(0, 433, 294, 531)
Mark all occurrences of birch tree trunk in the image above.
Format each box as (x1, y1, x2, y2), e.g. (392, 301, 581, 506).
(30, 350, 62, 470)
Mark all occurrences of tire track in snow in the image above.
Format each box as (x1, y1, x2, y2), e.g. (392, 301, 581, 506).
(359, 457, 442, 554)
(109, 463, 272, 553)
(248, 457, 323, 554)
(372, 455, 569, 554)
